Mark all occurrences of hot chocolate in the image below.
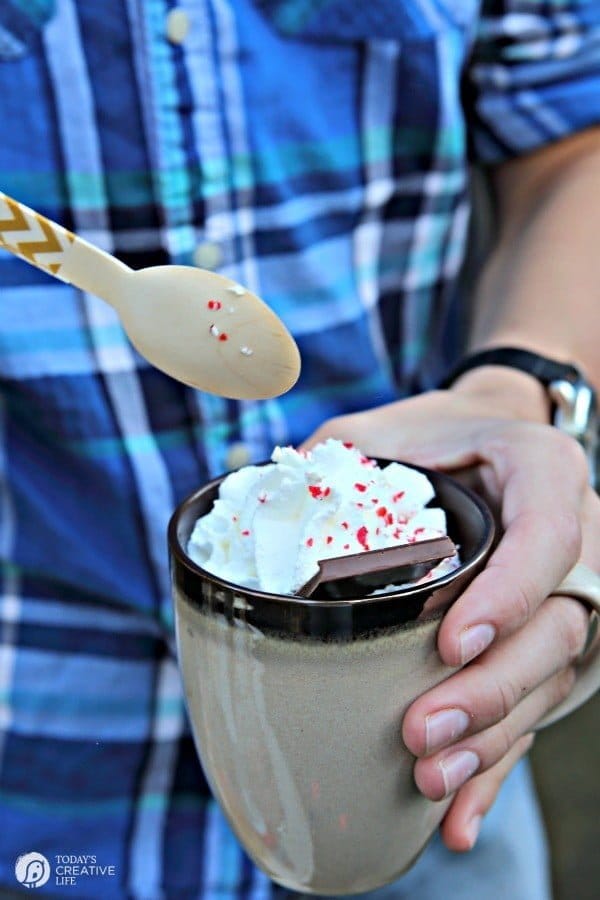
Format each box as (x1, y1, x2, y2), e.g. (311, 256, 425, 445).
(169, 455, 494, 894)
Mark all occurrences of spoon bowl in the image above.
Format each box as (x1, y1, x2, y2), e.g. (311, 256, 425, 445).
(118, 266, 301, 398)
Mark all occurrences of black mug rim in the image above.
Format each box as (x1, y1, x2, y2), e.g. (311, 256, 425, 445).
(168, 459, 495, 610)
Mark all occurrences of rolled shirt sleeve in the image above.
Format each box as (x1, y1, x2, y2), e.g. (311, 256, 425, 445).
(465, 0, 600, 163)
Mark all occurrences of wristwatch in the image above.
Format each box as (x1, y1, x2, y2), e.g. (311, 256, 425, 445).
(441, 347, 599, 489)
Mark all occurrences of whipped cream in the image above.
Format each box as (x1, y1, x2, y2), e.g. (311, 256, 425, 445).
(187, 439, 459, 595)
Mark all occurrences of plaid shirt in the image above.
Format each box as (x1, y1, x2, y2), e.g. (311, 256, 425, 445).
(0, 1, 598, 897)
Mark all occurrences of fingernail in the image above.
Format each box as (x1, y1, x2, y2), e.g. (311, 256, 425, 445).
(460, 623, 496, 665)
(466, 814, 482, 848)
(425, 708, 470, 754)
(438, 749, 480, 796)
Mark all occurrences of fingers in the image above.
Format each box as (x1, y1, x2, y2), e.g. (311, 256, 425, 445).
(439, 733, 535, 852)
(412, 666, 575, 801)
(437, 426, 589, 666)
(403, 593, 588, 756)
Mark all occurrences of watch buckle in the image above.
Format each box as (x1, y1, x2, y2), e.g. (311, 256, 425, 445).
(549, 378, 598, 489)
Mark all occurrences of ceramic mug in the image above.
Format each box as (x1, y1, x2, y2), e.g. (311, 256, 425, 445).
(168, 461, 600, 896)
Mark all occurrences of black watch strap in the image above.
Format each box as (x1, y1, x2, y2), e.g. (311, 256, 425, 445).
(440, 347, 581, 390)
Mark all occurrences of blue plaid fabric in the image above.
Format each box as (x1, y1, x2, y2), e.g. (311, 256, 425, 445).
(0, 1, 598, 897)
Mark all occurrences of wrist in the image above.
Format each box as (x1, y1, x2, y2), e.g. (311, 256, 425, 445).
(449, 365, 551, 424)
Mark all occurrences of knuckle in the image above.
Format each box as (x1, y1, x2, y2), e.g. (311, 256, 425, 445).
(551, 429, 589, 479)
(480, 436, 514, 471)
(493, 716, 517, 760)
(482, 666, 521, 722)
(550, 667, 577, 708)
(554, 597, 590, 662)
(510, 576, 538, 627)
(484, 429, 516, 452)
(554, 511, 583, 565)
(523, 508, 581, 564)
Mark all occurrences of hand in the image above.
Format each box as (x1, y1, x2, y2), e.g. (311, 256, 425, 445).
(303, 381, 600, 852)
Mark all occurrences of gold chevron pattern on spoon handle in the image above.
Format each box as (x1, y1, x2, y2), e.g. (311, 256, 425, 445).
(0, 192, 75, 279)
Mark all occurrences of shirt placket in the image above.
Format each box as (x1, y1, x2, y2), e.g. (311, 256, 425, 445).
(133, 0, 285, 474)
(125, 0, 238, 475)
(126, 0, 198, 262)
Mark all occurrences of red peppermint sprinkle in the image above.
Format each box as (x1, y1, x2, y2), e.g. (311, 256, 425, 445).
(341, 521, 349, 530)
(392, 491, 405, 503)
(414, 527, 425, 535)
(356, 526, 369, 550)
(258, 493, 268, 504)
(371, 498, 379, 504)
(375, 527, 380, 536)
(232, 515, 238, 522)
(360, 456, 370, 465)
(207, 299, 222, 310)
(343, 543, 350, 550)
(306, 537, 314, 547)
(241, 530, 250, 536)
(376, 506, 387, 518)
(393, 528, 402, 539)
(308, 484, 331, 500)
(354, 483, 367, 492)
(343, 441, 354, 449)
(398, 516, 408, 525)
(326, 536, 333, 544)
(356, 502, 364, 508)
(218, 333, 228, 341)
(386, 513, 394, 525)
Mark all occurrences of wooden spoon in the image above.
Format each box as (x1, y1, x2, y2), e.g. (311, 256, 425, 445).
(0, 192, 301, 399)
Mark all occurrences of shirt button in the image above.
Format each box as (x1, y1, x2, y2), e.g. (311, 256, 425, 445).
(193, 241, 222, 270)
(225, 442, 252, 471)
(166, 8, 190, 45)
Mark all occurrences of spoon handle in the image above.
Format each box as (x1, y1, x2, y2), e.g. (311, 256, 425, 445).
(0, 192, 131, 305)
